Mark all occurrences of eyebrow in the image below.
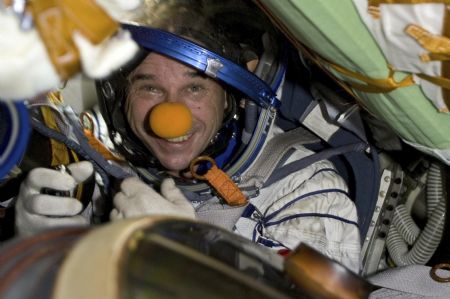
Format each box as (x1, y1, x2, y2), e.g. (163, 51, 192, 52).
(129, 73, 155, 83)
(129, 70, 207, 84)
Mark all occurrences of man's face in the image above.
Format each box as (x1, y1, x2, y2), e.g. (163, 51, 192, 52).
(125, 52, 227, 174)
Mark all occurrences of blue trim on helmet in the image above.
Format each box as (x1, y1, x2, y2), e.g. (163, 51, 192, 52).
(214, 120, 240, 168)
(0, 101, 30, 181)
(0, 102, 12, 154)
(122, 23, 281, 109)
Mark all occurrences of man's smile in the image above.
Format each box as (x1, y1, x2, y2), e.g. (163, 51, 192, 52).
(156, 132, 195, 149)
(164, 133, 192, 143)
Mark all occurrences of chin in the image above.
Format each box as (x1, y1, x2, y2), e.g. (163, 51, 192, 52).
(160, 158, 191, 172)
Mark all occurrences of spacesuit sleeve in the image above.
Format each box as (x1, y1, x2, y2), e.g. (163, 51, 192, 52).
(233, 148, 361, 273)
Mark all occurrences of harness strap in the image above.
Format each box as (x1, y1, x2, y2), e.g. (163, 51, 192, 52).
(263, 142, 369, 188)
(309, 82, 368, 143)
(30, 108, 130, 190)
(240, 126, 319, 190)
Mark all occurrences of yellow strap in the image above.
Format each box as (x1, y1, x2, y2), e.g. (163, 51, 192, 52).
(42, 93, 88, 201)
(47, 91, 64, 105)
(417, 73, 450, 90)
(42, 106, 86, 201)
(260, 8, 415, 94)
(405, 24, 450, 62)
(254, 0, 414, 108)
(323, 59, 415, 93)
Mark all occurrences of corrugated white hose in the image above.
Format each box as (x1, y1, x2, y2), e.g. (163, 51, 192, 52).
(386, 163, 446, 266)
(426, 163, 444, 218)
(391, 204, 420, 245)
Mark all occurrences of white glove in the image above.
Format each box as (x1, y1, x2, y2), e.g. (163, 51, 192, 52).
(110, 177, 196, 220)
(15, 161, 94, 237)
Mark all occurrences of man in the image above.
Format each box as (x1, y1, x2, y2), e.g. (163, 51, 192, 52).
(13, 0, 361, 272)
(109, 50, 227, 220)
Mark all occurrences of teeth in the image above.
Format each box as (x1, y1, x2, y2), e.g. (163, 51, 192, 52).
(166, 134, 190, 142)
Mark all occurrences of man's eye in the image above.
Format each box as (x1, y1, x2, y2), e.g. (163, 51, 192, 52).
(140, 85, 160, 93)
(188, 85, 204, 93)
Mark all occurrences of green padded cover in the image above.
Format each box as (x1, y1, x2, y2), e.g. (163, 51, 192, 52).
(257, 0, 450, 164)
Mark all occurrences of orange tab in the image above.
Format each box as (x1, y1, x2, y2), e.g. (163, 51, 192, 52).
(80, 112, 124, 162)
(30, 0, 80, 79)
(190, 156, 247, 206)
(83, 129, 123, 162)
(28, 0, 119, 80)
(58, 0, 119, 44)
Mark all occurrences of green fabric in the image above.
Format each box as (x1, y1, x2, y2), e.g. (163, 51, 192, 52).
(259, 0, 450, 159)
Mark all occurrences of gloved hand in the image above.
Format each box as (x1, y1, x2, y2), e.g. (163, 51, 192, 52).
(110, 177, 196, 220)
(15, 161, 94, 237)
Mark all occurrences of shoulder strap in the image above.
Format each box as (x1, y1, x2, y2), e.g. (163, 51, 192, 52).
(263, 142, 368, 188)
(239, 126, 319, 190)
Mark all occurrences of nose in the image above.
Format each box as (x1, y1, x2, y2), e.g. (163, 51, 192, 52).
(149, 102, 193, 138)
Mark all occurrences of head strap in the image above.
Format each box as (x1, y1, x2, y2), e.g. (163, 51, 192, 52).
(122, 23, 281, 109)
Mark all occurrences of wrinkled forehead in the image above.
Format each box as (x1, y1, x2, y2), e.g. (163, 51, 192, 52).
(128, 52, 211, 83)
